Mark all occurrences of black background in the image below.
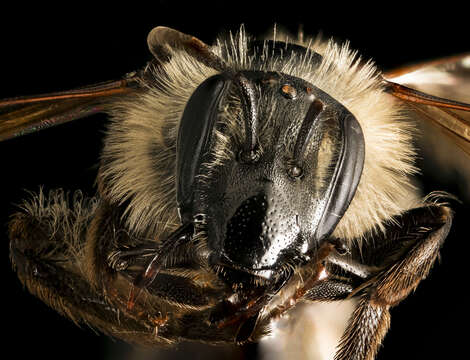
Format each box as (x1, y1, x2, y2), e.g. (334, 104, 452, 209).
(0, 2, 468, 359)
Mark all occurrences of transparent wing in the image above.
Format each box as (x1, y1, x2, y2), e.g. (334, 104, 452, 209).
(0, 75, 141, 142)
(383, 54, 470, 198)
(384, 54, 470, 103)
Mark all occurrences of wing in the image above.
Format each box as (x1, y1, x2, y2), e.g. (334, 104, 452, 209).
(0, 26, 229, 144)
(383, 54, 470, 199)
(0, 74, 142, 142)
(383, 54, 470, 149)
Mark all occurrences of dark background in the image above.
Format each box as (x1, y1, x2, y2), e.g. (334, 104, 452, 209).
(0, 2, 468, 359)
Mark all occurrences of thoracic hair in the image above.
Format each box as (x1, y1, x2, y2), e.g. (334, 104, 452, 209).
(99, 26, 419, 246)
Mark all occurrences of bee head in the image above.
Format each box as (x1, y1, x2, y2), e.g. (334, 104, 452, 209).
(176, 69, 364, 280)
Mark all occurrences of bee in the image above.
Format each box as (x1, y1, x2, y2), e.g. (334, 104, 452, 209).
(1, 25, 469, 360)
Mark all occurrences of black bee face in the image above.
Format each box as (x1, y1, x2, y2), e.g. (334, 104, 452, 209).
(4, 25, 458, 356)
(177, 70, 365, 280)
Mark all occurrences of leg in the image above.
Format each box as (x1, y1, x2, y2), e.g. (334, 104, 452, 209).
(334, 205, 452, 360)
(85, 201, 225, 308)
(8, 190, 154, 340)
(217, 242, 340, 344)
(8, 190, 235, 344)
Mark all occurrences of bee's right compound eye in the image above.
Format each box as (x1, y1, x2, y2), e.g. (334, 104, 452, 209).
(176, 74, 230, 221)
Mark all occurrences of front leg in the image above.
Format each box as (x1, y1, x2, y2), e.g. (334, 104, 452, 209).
(334, 204, 452, 360)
